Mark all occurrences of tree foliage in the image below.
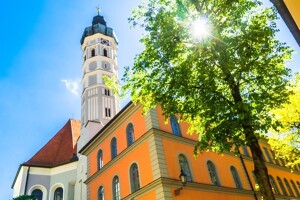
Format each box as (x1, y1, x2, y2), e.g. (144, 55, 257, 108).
(13, 195, 36, 200)
(269, 74, 300, 169)
(123, 0, 292, 199)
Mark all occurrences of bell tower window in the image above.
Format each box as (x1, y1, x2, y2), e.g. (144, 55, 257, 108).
(104, 89, 110, 96)
(103, 48, 108, 57)
(91, 48, 96, 57)
(105, 107, 111, 118)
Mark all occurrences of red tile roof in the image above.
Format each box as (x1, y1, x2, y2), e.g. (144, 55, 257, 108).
(23, 119, 81, 168)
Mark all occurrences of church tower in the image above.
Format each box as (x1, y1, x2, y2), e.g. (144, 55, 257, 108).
(78, 11, 120, 150)
(75, 11, 120, 200)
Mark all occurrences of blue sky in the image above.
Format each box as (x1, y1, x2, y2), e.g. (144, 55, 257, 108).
(0, 0, 299, 199)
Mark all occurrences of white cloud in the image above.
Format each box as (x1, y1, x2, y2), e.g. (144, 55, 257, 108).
(61, 79, 79, 96)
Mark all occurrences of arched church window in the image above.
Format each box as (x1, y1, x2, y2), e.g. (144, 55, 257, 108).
(170, 116, 181, 136)
(98, 186, 104, 200)
(111, 137, 117, 159)
(207, 160, 220, 186)
(31, 189, 43, 200)
(277, 177, 288, 196)
(230, 166, 243, 189)
(284, 178, 295, 196)
(126, 123, 134, 146)
(290, 180, 300, 197)
(97, 149, 103, 170)
(241, 145, 250, 156)
(91, 48, 96, 57)
(112, 176, 120, 200)
(178, 154, 192, 181)
(54, 187, 63, 200)
(130, 163, 140, 193)
(269, 175, 280, 195)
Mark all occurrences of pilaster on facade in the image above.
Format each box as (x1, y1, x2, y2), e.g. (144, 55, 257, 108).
(155, 185, 173, 200)
(145, 108, 160, 131)
(148, 132, 169, 180)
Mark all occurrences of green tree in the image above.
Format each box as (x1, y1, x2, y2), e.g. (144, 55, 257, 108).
(269, 74, 300, 169)
(123, 0, 293, 199)
(13, 195, 36, 200)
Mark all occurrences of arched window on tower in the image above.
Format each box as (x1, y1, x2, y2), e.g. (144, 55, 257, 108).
(290, 180, 300, 197)
(130, 163, 140, 193)
(112, 176, 120, 200)
(111, 137, 117, 159)
(277, 177, 288, 196)
(269, 175, 280, 195)
(207, 160, 220, 186)
(91, 48, 96, 57)
(97, 149, 103, 170)
(230, 166, 243, 189)
(170, 116, 181, 136)
(54, 187, 63, 200)
(103, 48, 108, 57)
(98, 186, 104, 200)
(31, 189, 43, 200)
(284, 178, 295, 197)
(126, 123, 134, 146)
(178, 154, 192, 182)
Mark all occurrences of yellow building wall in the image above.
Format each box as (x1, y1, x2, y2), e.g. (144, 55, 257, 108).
(88, 141, 153, 199)
(85, 104, 300, 199)
(284, 0, 300, 28)
(171, 189, 254, 200)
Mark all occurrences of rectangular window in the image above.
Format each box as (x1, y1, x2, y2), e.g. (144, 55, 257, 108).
(104, 89, 110, 96)
(105, 107, 111, 118)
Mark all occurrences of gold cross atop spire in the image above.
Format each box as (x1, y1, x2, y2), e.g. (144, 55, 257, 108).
(96, 6, 101, 15)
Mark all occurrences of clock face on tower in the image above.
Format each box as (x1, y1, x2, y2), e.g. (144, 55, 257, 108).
(101, 38, 110, 46)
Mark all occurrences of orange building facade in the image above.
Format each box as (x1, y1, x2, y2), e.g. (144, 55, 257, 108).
(79, 103, 300, 200)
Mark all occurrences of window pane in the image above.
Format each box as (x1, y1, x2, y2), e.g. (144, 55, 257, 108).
(130, 163, 140, 193)
(277, 177, 288, 196)
(170, 116, 181, 136)
(269, 175, 280, 195)
(31, 189, 43, 200)
(98, 149, 103, 170)
(98, 186, 104, 200)
(126, 123, 134, 146)
(284, 178, 295, 197)
(263, 147, 273, 164)
(54, 187, 63, 200)
(111, 138, 117, 159)
(179, 154, 192, 182)
(112, 176, 120, 200)
(230, 166, 243, 189)
(242, 146, 249, 156)
(207, 161, 220, 186)
(290, 180, 300, 197)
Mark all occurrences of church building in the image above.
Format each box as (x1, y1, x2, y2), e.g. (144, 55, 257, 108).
(12, 11, 300, 200)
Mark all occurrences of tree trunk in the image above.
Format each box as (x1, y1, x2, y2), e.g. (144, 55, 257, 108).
(245, 127, 275, 200)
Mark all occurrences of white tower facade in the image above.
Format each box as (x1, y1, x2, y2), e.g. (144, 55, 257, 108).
(75, 13, 120, 200)
(78, 14, 120, 150)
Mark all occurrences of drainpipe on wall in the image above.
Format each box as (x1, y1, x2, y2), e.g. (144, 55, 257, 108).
(238, 149, 258, 200)
(24, 166, 30, 195)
